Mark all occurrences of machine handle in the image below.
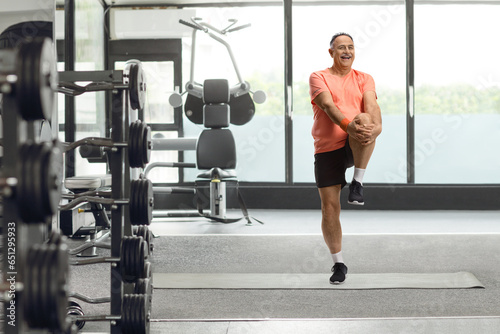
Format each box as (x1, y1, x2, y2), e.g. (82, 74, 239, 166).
(179, 19, 204, 31)
(226, 23, 251, 33)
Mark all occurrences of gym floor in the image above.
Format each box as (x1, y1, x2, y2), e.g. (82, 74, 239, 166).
(74, 209, 500, 334)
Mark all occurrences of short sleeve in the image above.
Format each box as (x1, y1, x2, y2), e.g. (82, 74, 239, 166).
(362, 74, 376, 95)
(309, 72, 328, 102)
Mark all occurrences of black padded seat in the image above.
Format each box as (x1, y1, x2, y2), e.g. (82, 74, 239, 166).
(196, 129, 236, 171)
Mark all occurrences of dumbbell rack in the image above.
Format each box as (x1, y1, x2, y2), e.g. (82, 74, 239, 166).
(0, 39, 152, 333)
(58, 62, 153, 334)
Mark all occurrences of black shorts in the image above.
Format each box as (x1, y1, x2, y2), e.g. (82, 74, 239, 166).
(314, 139, 354, 189)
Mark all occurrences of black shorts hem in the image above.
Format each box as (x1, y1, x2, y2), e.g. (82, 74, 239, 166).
(314, 139, 353, 189)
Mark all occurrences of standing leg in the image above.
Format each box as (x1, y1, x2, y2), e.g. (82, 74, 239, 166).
(318, 185, 348, 284)
(319, 185, 342, 254)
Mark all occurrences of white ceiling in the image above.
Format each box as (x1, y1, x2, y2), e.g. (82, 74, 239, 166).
(56, 0, 280, 6)
(54, 0, 500, 6)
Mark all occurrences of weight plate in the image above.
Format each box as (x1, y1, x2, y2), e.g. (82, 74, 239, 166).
(135, 226, 153, 256)
(143, 261, 152, 280)
(36, 244, 51, 327)
(123, 237, 135, 282)
(31, 245, 46, 327)
(23, 245, 39, 326)
(42, 143, 64, 217)
(128, 64, 139, 110)
(18, 142, 63, 222)
(134, 278, 152, 296)
(17, 37, 57, 121)
(130, 179, 153, 225)
(44, 245, 57, 327)
(128, 121, 138, 168)
(144, 179, 153, 226)
(138, 180, 147, 225)
(121, 294, 132, 333)
(134, 225, 144, 238)
(132, 237, 140, 280)
(18, 143, 36, 222)
(122, 294, 148, 334)
(50, 243, 69, 330)
(31, 144, 47, 221)
(129, 120, 150, 169)
(120, 237, 127, 280)
(142, 125, 151, 166)
(129, 63, 146, 111)
(135, 121, 146, 169)
(138, 238, 146, 278)
(121, 236, 142, 282)
(129, 180, 139, 224)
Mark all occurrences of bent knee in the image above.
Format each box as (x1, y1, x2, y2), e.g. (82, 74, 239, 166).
(354, 112, 372, 125)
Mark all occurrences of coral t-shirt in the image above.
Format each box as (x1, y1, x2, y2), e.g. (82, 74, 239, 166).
(309, 68, 376, 154)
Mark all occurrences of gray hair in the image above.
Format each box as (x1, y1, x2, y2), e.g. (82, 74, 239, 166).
(330, 32, 354, 48)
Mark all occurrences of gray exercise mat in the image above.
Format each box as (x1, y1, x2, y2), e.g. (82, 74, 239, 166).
(153, 271, 484, 290)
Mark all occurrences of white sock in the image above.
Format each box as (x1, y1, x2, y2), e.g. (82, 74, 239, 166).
(353, 168, 366, 185)
(331, 251, 344, 264)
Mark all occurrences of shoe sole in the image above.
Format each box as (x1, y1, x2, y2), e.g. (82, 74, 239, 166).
(329, 274, 347, 285)
(330, 280, 345, 285)
(348, 200, 364, 206)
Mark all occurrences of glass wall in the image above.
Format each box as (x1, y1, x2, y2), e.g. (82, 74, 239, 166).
(57, 0, 106, 176)
(110, 5, 285, 183)
(292, 2, 406, 184)
(178, 6, 286, 183)
(414, 4, 500, 183)
(65, 1, 500, 187)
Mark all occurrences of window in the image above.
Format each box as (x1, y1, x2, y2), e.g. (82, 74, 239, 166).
(178, 6, 286, 182)
(414, 4, 500, 183)
(111, 6, 285, 183)
(57, 0, 106, 176)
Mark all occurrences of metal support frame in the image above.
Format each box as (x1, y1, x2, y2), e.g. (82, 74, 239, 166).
(406, 0, 415, 183)
(109, 89, 124, 334)
(284, 0, 293, 184)
(64, 0, 76, 178)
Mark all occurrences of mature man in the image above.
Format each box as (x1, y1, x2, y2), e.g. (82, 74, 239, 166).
(309, 32, 382, 284)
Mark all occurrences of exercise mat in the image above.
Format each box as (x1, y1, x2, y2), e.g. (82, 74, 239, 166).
(153, 271, 484, 290)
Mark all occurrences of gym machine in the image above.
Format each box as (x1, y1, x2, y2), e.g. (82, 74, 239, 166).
(161, 18, 266, 224)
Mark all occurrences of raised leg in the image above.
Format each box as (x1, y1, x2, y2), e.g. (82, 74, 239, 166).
(349, 113, 376, 169)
